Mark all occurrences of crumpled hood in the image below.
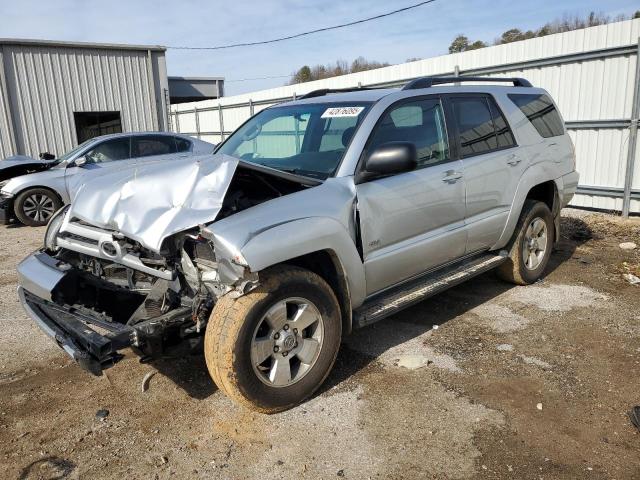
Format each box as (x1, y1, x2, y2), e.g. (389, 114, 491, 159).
(0, 155, 55, 170)
(69, 153, 239, 252)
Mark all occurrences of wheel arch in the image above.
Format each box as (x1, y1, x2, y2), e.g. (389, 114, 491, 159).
(236, 216, 367, 333)
(15, 185, 64, 205)
(493, 173, 561, 250)
(279, 249, 353, 336)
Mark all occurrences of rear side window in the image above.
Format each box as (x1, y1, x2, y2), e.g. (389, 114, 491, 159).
(132, 135, 178, 158)
(488, 98, 516, 149)
(508, 94, 564, 138)
(451, 97, 497, 157)
(175, 137, 192, 152)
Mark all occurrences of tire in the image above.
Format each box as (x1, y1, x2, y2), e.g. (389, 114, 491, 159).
(204, 265, 342, 413)
(496, 200, 555, 285)
(14, 188, 62, 227)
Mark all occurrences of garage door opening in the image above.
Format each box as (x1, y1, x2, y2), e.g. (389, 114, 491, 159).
(74, 111, 122, 143)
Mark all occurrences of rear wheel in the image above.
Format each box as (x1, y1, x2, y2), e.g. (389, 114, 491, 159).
(497, 200, 554, 285)
(204, 265, 342, 413)
(14, 188, 61, 226)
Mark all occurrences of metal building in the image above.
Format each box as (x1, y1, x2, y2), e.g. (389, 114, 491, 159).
(0, 38, 170, 159)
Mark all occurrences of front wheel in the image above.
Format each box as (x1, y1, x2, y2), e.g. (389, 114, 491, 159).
(497, 200, 555, 285)
(204, 265, 342, 413)
(14, 188, 62, 226)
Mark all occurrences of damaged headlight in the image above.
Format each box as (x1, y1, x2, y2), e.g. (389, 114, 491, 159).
(44, 205, 70, 252)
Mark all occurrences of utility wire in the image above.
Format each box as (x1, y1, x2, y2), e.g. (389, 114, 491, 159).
(168, 0, 437, 50)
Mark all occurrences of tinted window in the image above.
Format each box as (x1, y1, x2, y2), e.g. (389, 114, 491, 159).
(368, 98, 449, 168)
(85, 138, 130, 163)
(175, 137, 192, 152)
(508, 94, 564, 138)
(451, 97, 498, 157)
(132, 135, 177, 158)
(488, 98, 516, 148)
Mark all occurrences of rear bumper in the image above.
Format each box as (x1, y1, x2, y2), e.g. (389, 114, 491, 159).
(560, 170, 580, 207)
(17, 252, 135, 375)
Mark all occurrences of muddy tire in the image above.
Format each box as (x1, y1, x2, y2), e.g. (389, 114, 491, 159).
(204, 265, 342, 413)
(496, 200, 554, 285)
(14, 188, 62, 227)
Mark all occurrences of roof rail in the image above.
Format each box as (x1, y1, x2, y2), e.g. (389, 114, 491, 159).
(402, 76, 533, 90)
(299, 86, 374, 99)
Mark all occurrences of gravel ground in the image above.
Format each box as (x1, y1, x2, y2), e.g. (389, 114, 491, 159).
(1, 209, 639, 479)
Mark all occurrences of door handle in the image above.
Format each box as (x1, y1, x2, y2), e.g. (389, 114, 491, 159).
(442, 170, 463, 183)
(506, 154, 521, 166)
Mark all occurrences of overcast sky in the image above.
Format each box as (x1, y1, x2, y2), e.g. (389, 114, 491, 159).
(1, 0, 638, 96)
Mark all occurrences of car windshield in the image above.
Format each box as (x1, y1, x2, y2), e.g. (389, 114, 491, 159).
(53, 139, 96, 165)
(216, 102, 372, 179)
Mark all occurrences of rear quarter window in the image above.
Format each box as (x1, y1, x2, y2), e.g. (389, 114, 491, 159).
(508, 94, 564, 138)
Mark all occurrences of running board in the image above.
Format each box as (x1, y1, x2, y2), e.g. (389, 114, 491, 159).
(353, 251, 508, 328)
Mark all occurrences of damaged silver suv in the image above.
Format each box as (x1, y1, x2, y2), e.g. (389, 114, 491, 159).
(17, 76, 579, 412)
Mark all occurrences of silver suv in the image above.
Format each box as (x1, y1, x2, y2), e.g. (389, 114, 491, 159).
(17, 76, 579, 412)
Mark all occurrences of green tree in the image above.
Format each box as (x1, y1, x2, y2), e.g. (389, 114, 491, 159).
(291, 65, 312, 84)
(449, 35, 469, 53)
(467, 40, 487, 51)
(500, 28, 525, 44)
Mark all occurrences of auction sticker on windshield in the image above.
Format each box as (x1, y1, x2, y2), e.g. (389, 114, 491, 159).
(321, 106, 365, 118)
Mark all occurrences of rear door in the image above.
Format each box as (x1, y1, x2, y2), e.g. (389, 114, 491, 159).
(355, 96, 466, 295)
(446, 94, 524, 253)
(131, 135, 178, 163)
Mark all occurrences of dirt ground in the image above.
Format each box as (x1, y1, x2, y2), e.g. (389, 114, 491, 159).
(1, 209, 639, 480)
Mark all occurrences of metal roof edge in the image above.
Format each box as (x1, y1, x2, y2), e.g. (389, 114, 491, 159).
(0, 38, 166, 52)
(168, 76, 225, 81)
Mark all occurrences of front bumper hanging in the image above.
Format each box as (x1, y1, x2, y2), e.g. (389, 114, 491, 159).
(17, 252, 136, 375)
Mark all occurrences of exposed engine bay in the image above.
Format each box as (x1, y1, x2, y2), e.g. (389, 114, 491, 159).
(43, 164, 311, 359)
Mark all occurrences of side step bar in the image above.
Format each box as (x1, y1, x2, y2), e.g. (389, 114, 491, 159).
(353, 252, 508, 328)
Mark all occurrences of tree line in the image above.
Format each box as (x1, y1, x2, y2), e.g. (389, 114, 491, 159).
(449, 10, 640, 53)
(288, 10, 640, 84)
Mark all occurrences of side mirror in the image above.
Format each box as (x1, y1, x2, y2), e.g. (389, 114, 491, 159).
(359, 142, 417, 182)
(74, 155, 88, 167)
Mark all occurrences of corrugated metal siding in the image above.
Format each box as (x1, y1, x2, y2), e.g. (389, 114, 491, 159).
(171, 19, 640, 213)
(0, 44, 160, 158)
(0, 48, 17, 158)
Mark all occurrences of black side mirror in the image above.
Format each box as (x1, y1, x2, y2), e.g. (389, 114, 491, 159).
(359, 142, 417, 182)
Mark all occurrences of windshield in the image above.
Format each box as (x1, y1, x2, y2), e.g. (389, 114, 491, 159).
(54, 139, 95, 165)
(216, 102, 372, 179)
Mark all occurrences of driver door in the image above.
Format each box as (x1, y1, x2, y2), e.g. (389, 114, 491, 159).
(355, 97, 466, 295)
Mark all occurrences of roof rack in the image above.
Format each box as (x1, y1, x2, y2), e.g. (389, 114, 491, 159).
(402, 76, 532, 90)
(299, 86, 374, 99)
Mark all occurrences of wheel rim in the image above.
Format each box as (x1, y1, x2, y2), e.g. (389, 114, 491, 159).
(250, 297, 324, 388)
(522, 217, 548, 270)
(23, 194, 55, 223)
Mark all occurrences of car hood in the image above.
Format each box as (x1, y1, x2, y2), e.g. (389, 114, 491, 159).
(69, 154, 239, 252)
(0, 155, 56, 170)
